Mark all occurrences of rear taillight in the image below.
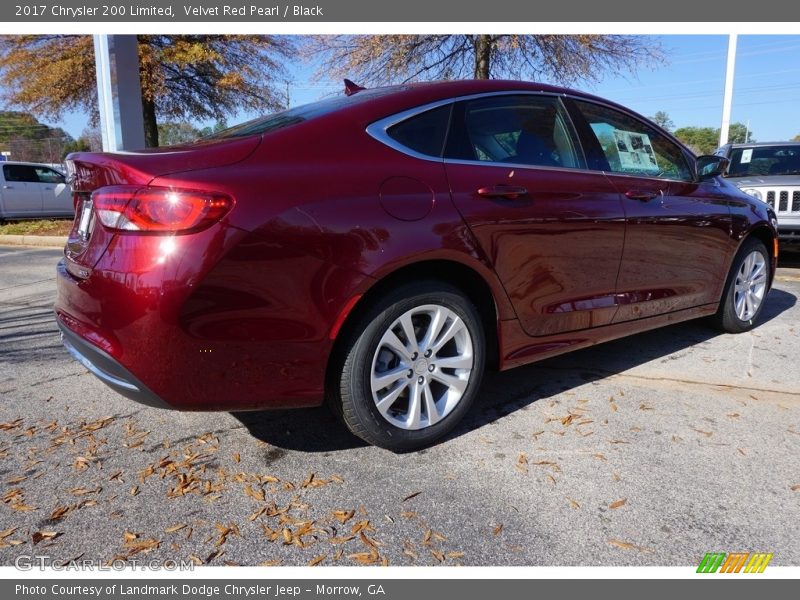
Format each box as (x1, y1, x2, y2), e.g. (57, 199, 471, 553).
(91, 185, 233, 234)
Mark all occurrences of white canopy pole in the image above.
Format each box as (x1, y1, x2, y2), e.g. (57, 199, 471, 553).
(719, 34, 738, 147)
(93, 35, 146, 151)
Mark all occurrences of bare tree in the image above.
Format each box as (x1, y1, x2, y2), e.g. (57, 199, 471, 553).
(305, 35, 664, 85)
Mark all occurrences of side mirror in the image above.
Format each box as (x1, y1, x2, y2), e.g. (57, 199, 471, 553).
(696, 155, 729, 180)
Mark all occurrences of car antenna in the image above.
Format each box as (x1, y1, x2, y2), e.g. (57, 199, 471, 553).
(344, 79, 366, 96)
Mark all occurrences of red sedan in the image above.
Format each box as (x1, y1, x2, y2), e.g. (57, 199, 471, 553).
(55, 79, 778, 451)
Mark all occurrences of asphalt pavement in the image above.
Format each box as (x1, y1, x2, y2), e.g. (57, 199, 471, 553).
(0, 245, 798, 567)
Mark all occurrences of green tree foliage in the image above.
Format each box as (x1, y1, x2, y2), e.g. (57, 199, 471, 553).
(199, 120, 229, 137)
(61, 137, 91, 159)
(728, 122, 751, 144)
(0, 35, 294, 147)
(0, 110, 72, 162)
(674, 123, 754, 155)
(157, 122, 203, 146)
(307, 35, 663, 84)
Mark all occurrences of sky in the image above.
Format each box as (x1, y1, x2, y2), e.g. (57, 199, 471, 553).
(49, 34, 800, 144)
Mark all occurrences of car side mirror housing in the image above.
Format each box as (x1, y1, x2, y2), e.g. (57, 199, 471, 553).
(696, 155, 729, 180)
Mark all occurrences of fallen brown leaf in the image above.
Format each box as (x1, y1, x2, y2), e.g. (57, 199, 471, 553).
(32, 531, 61, 545)
(691, 427, 713, 437)
(515, 453, 528, 474)
(333, 510, 355, 524)
(609, 498, 627, 510)
(70, 487, 101, 496)
(328, 535, 355, 545)
(608, 539, 653, 553)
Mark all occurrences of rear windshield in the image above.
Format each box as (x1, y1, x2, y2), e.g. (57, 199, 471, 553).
(727, 145, 800, 177)
(206, 87, 396, 140)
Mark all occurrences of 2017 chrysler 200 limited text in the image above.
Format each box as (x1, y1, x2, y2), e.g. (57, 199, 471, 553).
(55, 80, 778, 451)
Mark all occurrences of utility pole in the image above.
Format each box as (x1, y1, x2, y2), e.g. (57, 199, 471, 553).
(719, 34, 737, 147)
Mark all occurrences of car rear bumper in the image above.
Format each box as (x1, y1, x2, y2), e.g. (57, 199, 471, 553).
(53, 223, 369, 412)
(57, 318, 172, 409)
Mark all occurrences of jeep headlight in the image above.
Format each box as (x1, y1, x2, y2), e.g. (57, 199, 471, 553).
(740, 188, 763, 201)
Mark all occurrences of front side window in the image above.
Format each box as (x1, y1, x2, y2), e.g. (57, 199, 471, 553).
(2, 164, 39, 183)
(445, 95, 582, 169)
(572, 100, 692, 182)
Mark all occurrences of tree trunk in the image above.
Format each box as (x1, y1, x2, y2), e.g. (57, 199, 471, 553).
(136, 35, 158, 147)
(141, 94, 158, 147)
(474, 35, 492, 79)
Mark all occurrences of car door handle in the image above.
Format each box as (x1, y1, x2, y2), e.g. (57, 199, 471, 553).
(43, 187, 53, 190)
(477, 185, 528, 199)
(2, 185, 13, 189)
(625, 190, 659, 201)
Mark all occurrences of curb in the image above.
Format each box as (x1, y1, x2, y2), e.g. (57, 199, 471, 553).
(0, 234, 67, 248)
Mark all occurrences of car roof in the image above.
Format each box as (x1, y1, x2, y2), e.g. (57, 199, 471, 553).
(346, 79, 631, 115)
(0, 161, 63, 168)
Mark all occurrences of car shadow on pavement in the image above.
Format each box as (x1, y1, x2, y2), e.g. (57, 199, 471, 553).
(232, 287, 797, 454)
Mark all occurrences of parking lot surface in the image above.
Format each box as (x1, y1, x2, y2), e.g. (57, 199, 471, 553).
(1, 245, 798, 567)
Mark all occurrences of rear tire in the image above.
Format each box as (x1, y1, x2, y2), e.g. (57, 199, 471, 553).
(332, 281, 485, 452)
(711, 237, 770, 333)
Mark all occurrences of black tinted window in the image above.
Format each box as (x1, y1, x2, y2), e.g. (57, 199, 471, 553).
(445, 95, 582, 169)
(3, 164, 39, 183)
(387, 104, 452, 157)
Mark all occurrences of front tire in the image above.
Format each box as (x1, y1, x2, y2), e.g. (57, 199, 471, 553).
(334, 281, 485, 452)
(712, 237, 770, 333)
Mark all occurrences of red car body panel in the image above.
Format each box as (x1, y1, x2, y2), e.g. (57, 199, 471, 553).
(54, 79, 778, 412)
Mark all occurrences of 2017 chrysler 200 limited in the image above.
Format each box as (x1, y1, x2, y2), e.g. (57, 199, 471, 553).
(56, 80, 778, 451)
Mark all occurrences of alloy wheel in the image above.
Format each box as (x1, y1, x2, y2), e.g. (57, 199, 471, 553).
(369, 304, 474, 430)
(733, 250, 767, 322)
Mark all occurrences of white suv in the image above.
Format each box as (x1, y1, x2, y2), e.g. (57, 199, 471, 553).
(0, 161, 73, 220)
(717, 142, 800, 244)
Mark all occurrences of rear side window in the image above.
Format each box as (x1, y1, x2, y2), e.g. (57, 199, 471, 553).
(572, 100, 692, 181)
(444, 95, 582, 169)
(3, 164, 39, 183)
(386, 104, 452, 158)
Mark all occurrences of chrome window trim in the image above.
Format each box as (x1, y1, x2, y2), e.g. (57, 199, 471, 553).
(365, 90, 697, 185)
